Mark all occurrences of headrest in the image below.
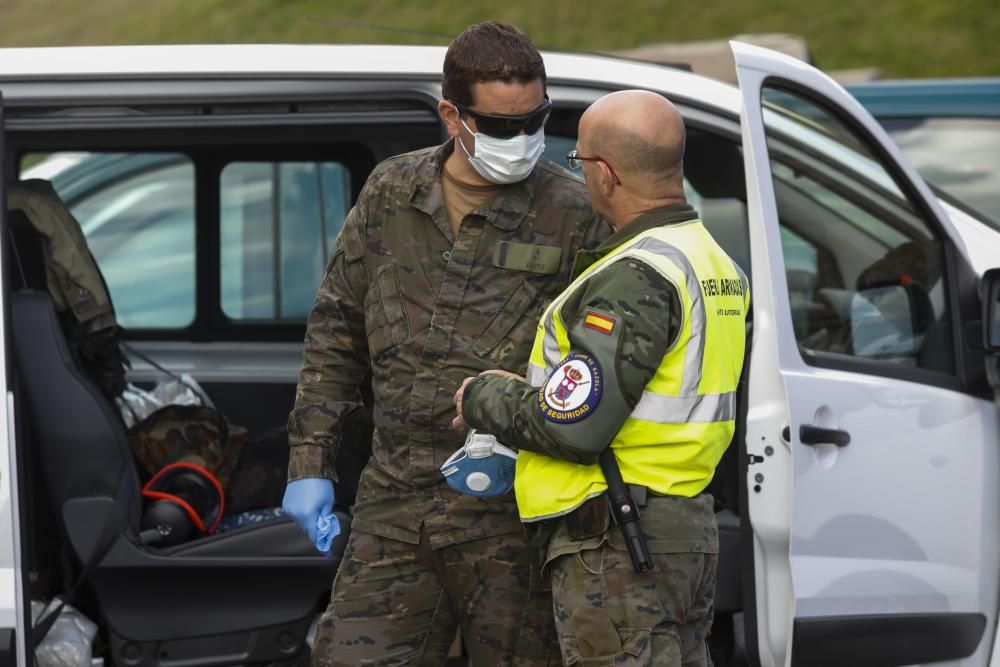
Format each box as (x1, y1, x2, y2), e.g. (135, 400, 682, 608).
(6, 209, 47, 290)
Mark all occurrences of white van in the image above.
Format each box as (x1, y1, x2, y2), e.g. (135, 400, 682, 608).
(0, 41, 997, 666)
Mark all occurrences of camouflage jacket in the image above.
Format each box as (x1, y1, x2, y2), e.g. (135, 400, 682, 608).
(461, 204, 721, 556)
(288, 141, 609, 547)
(461, 204, 697, 462)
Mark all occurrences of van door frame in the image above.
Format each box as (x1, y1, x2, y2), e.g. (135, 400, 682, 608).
(0, 90, 30, 667)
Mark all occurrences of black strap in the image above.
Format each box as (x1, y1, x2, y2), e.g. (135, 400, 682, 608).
(627, 484, 649, 507)
(31, 553, 97, 649)
(6, 228, 29, 290)
(32, 498, 124, 650)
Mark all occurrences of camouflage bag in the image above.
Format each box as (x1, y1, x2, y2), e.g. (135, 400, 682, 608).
(127, 404, 247, 491)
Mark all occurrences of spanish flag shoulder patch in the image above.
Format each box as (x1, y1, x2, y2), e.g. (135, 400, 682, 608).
(583, 311, 616, 335)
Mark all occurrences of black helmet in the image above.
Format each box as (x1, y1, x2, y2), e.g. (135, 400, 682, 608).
(141, 462, 224, 546)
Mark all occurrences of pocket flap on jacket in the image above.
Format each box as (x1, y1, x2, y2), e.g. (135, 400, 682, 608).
(473, 281, 541, 356)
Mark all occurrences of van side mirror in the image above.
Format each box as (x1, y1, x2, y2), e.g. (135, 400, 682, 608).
(983, 268, 1000, 353)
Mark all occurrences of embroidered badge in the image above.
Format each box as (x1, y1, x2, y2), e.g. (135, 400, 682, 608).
(583, 311, 616, 335)
(537, 353, 603, 423)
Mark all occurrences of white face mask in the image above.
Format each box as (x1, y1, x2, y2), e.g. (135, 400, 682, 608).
(458, 117, 546, 185)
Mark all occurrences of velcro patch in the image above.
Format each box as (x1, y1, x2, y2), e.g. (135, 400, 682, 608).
(537, 353, 603, 423)
(492, 242, 562, 274)
(583, 311, 616, 335)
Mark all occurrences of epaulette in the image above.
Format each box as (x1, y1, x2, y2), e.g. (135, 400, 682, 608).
(341, 216, 366, 263)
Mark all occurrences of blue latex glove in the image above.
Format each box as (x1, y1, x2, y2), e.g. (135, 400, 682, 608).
(282, 478, 340, 553)
(315, 513, 340, 555)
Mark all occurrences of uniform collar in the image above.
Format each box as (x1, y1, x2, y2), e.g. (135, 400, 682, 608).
(571, 203, 699, 278)
(410, 140, 539, 234)
(594, 203, 699, 253)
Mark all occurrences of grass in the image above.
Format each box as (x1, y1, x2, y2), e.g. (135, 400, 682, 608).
(0, 0, 996, 79)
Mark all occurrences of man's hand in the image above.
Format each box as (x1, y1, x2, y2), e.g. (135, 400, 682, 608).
(282, 478, 339, 555)
(451, 370, 528, 431)
(452, 376, 477, 430)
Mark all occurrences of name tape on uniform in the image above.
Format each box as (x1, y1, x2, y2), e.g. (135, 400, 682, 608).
(700, 277, 745, 297)
(701, 277, 745, 318)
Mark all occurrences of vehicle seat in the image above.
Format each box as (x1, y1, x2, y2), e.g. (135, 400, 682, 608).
(7, 199, 344, 666)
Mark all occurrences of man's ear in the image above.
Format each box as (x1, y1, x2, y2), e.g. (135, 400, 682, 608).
(598, 161, 617, 198)
(439, 100, 461, 138)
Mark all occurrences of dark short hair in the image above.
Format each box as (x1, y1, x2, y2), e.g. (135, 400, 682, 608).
(442, 21, 546, 108)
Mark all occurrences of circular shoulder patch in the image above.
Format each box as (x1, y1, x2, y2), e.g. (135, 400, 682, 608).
(537, 352, 603, 424)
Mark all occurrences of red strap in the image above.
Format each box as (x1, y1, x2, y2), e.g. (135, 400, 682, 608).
(142, 462, 225, 533)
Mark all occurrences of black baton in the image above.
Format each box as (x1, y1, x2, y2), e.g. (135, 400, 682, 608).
(599, 449, 654, 573)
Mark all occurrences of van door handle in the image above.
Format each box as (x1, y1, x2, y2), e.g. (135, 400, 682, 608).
(799, 425, 850, 447)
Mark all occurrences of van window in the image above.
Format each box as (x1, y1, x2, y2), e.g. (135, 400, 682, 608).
(21, 152, 196, 329)
(762, 86, 955, 375)
(542, 135, 577, 167)
(220, 161, 351, 320)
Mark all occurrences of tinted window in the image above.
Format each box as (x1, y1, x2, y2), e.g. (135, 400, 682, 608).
(542, 134, 577, 168)
(763, 87, 954, 375)
(220, 161, 350, 320)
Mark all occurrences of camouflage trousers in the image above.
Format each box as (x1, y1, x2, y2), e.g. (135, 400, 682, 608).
(549, 540, 717, 666)
(311, 528, 561, 666)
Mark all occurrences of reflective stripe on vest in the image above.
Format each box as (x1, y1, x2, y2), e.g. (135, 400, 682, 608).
(516, 220, 749, 522)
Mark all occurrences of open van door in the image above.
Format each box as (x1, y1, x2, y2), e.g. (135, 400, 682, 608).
(0, 91, 29, 667)
(734, 42, 1000, 667)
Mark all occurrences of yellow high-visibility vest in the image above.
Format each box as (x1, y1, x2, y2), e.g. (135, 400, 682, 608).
(516, 220, 749, 522)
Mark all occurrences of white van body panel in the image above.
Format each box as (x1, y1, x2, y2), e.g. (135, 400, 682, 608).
(0, 44, 743, 112)
(0, 395, 19, 629)
(3, 394, 25, 667)
(734, 40, 1000, 666)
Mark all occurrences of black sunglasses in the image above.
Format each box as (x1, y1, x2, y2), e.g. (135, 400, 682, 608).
(448, 96, 552, 139)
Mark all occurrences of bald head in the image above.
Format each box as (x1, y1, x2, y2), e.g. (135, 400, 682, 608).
(578, 90, 686, 196)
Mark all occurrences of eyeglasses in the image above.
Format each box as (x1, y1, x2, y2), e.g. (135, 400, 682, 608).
(566, 149, 622, 185)
(448, 97, 552, 139)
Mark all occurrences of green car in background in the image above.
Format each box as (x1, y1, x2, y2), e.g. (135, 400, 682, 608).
(847, 78, 1000, 226)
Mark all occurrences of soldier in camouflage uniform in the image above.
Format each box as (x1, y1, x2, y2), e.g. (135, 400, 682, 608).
(284, 21, 609, 666)
(455, 91, 749, 665)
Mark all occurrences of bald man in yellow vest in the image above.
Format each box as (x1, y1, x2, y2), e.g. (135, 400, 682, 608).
(453, 90, 749, 665)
